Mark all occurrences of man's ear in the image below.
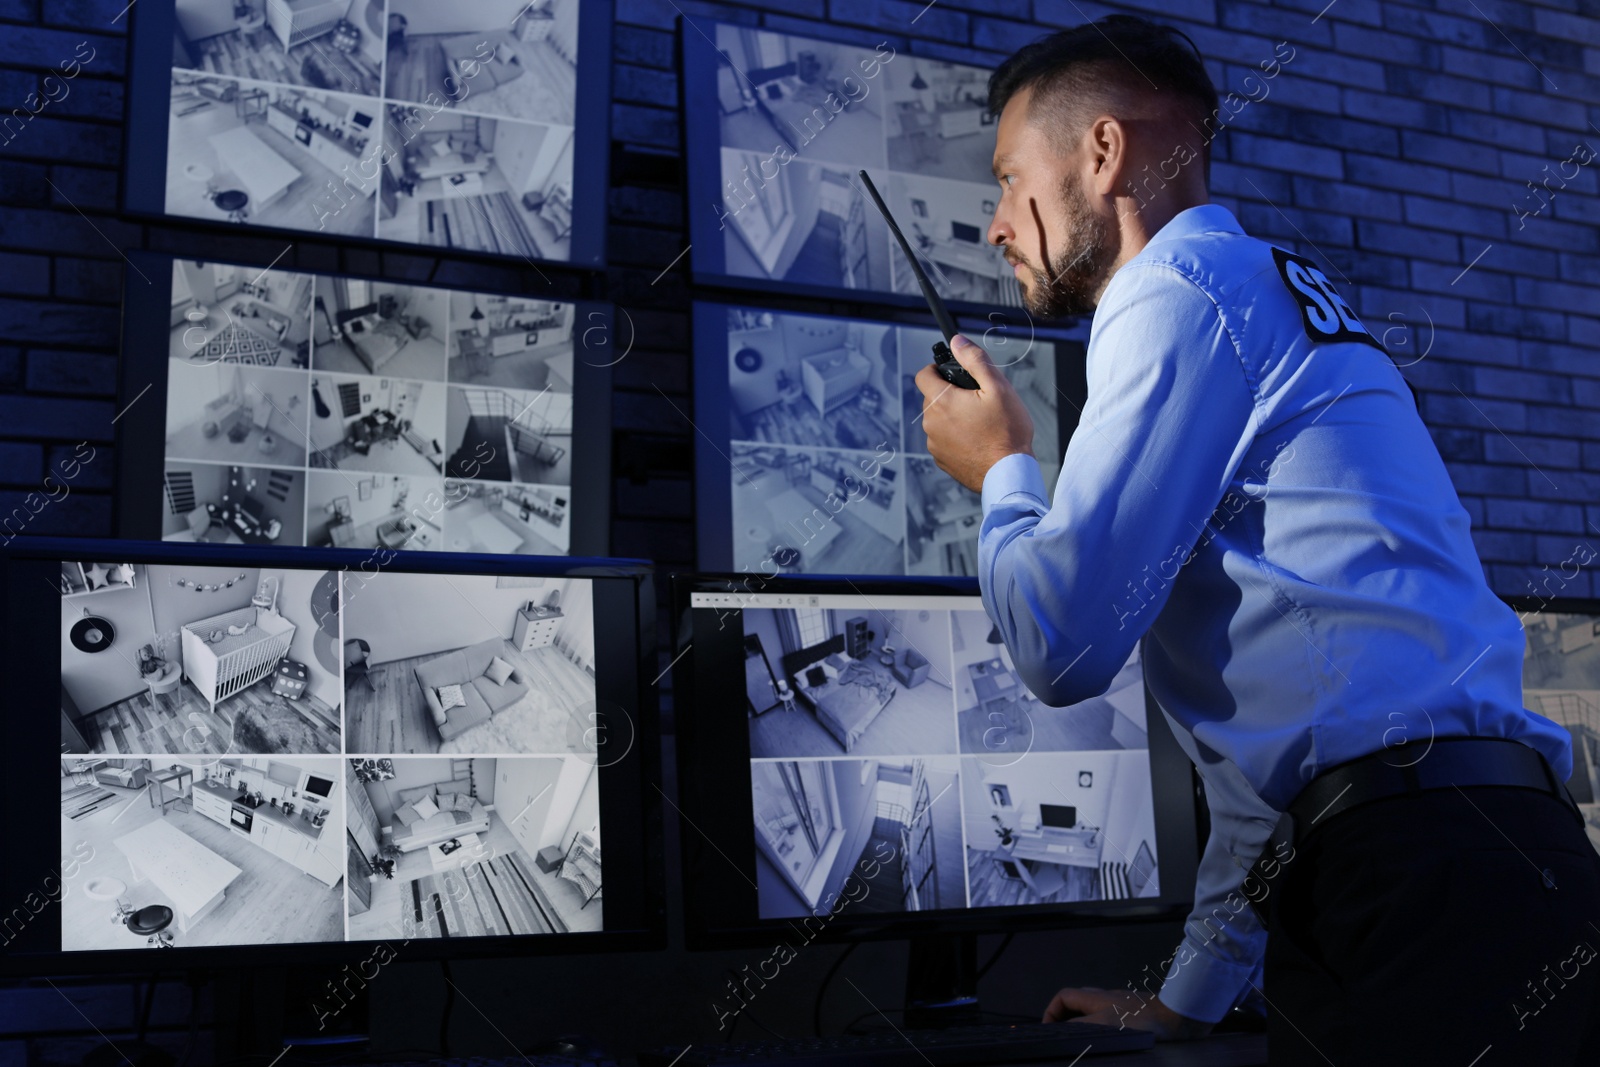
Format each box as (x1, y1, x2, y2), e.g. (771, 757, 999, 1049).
(1088, 115, 1126, 196)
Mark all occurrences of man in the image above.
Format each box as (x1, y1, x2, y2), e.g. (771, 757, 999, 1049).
(915, 15, 1600, 1063)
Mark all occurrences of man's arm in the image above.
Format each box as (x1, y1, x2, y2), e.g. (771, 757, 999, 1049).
(1042, 739, 1278, 1036)
(1155, 747, 1277, 1021)
(974, 263, 1259, 706)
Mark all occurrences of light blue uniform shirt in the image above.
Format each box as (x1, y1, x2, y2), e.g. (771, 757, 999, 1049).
(977, 203, 1574, 1023)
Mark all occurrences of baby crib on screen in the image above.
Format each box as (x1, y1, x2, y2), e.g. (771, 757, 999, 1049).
(181, 605, 297, 715)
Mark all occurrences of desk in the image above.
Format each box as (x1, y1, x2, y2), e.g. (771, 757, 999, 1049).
(1086, 1033, 1266, 1065)
(935, 101, 985, 138)
(992, 826, 1102, 899)
(149, 766, 194, 814)
(348, 410, 401, 453)
(113, 819, 241, 934)
(1004, 826, 1102, 869)
(924, 238, 1006, 279)
(970, 658, 1021, 730)
(208, 498, 282, 544)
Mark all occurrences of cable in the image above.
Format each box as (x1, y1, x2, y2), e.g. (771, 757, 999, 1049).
(137, 973, 158, 1043)
(812, 942, 859, 1035)
(438, 958, 455, 1056)
(724, 969, 785, 1039)
(179, 971, 205, 1067)
(975, 933, 1015, 981)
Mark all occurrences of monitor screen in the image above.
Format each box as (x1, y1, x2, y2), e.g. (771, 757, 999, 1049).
(1, 539, 662, 972)
(684, 19, 1027, 315)
(694, 301, 1084, 577)
(671, 575, 1199, 947)
(122, 1, 609, 267)
(1514, 598, 1600, 857)
(114, 252, 613, 557)
(1040, 804, 1077, 829)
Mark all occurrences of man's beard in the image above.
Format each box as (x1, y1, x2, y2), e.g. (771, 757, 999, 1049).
(1010, 181, 1114, 319)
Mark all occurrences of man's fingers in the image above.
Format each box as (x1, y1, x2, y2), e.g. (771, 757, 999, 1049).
(1042, 986, 1097, 1022)
(913, 362, 947, 400)
(949, 333, 1003, 389)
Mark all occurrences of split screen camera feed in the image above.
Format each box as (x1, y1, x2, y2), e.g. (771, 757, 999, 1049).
(59, 562, 604, 950)
(708, 23, 1014, 307)
(1522, 609, 1600, 857)
(718, 304, 1064, 578)
(163, 258, 578, 556)
(736, 596, 1158, 920)
(161, 0, 582, 260)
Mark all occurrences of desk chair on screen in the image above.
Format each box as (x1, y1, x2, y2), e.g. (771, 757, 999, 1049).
(345, 638, 375, 692)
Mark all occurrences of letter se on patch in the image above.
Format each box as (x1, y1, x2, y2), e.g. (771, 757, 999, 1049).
(1272, 247, 1385, 353)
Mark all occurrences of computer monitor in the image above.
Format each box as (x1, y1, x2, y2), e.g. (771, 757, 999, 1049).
(951, 220, 982, 244)
(1511, 596, 1600, 857)
(1039, 804, 1076, 829)
(670, 573, 1200, 978)
(112, 251, 613, 557)
(122, 2, 609, 268)
(0, 537, 664, 974)
(683, 18, 1027, 316)
(694, 300, 1086, 578)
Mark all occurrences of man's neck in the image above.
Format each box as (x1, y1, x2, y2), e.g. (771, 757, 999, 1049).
(1095, 192, 1210, 304)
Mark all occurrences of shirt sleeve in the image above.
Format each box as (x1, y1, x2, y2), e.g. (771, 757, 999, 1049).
(978, 262, 1259, 706)
(1156, 747, 1277, 1023)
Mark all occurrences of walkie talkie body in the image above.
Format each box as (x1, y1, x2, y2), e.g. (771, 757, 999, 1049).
(857, 170, 980, 390)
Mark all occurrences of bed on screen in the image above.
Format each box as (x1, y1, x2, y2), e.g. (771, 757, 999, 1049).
(335, 304, 411, 374)
(781, 634, 897, 753)
(181, 605, 296, 714)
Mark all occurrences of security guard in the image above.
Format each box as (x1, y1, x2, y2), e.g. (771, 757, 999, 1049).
(916, 15, 1600, 1064)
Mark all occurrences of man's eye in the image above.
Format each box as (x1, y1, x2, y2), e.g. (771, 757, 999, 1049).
(1003, 174, 1017, 187)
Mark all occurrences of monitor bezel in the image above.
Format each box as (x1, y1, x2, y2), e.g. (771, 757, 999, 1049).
(122, 2, 611, 271)
(668, 571, 1201, 952)
(691, 298, 1087, 574)
(1504, 595, 1600, 618)
(112, 249, 613, 558)
(3, 537, 666, 975)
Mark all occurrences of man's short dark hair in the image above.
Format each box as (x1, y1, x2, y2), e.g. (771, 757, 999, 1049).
(988, 15, 1219, 160)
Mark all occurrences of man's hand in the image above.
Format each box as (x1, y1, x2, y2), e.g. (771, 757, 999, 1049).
(913, 334, 1035, 493)
(1042, 986, 1213, 1041)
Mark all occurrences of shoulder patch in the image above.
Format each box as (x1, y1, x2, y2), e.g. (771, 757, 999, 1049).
(1271, 247, 1386, 352)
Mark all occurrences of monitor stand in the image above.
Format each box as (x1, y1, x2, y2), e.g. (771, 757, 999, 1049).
(903, 933, 982, 1028)
(212, 966, 371, 1059)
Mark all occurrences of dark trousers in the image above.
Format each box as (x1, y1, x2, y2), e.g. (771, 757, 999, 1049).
(1265, 786, 1600, 1065)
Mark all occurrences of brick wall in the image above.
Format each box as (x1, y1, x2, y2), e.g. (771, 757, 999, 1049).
(1, 0, 1598, 1049)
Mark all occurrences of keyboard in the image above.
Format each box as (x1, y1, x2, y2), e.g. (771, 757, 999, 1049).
(361, 1057, 617, 1067)
(638, 1021, 1154, 1066)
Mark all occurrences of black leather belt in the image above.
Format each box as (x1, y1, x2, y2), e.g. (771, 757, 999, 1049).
(1246, 737, 1580, 925)
(1288, 736, 1578, 836)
